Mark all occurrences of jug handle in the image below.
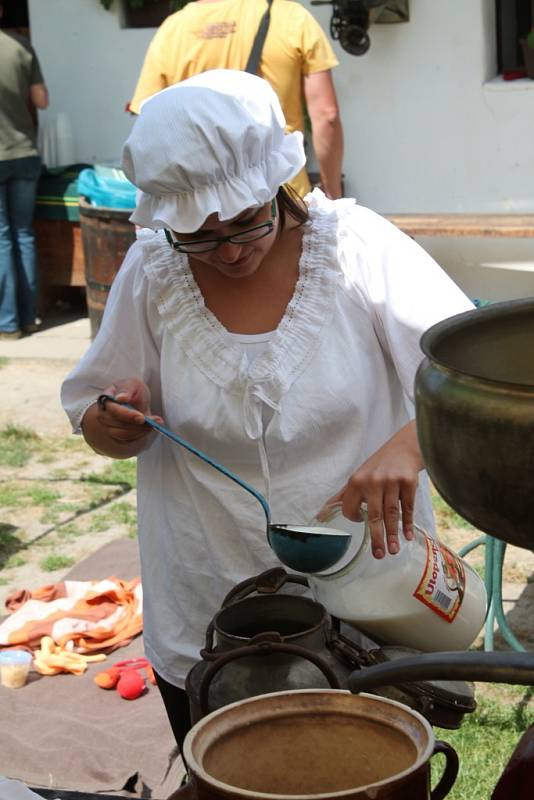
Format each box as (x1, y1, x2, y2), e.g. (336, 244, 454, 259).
(431, 740, 459, 800)
(198, 639, 342, 716)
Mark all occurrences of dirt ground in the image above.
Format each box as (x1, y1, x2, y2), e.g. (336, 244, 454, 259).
(1, 355, 534, 654)
(0, 358, 137, 608)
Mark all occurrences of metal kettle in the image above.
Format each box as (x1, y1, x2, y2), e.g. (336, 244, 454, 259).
(185, 567, 476, 729)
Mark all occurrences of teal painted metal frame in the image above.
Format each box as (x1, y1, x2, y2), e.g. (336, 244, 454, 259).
(459, 535, 526, 652)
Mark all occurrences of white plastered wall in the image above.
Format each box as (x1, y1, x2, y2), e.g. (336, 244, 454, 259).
(29, 0, 534, 300)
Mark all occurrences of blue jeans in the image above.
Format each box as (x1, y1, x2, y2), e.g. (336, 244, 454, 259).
(0, 155, 41, 332)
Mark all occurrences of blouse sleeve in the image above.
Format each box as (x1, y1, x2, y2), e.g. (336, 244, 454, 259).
(339, 204, 474, 403)
(61, 240, 163, 432)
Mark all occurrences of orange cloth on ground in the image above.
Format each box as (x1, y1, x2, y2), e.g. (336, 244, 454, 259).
(0, 577, 142, 653)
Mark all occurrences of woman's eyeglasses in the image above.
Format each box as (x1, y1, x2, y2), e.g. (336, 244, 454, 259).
(165, 200, 276, 254)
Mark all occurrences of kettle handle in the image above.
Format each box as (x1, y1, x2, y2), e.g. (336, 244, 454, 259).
(201, 568, 309, 656)
(198, 639, 342, 716)
(221, 567, 309, 607)
(431, 740, 459, 800)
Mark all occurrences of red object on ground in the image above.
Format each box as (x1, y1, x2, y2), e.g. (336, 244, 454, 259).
(117, 669, 146, 700)
(94, 657, 153, 699)
(94, 666, 120, 689)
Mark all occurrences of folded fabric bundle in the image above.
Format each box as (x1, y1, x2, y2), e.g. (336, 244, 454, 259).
(0, 577, 142, 653)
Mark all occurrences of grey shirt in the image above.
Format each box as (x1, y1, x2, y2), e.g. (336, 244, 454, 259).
(0, 31, 44, 161)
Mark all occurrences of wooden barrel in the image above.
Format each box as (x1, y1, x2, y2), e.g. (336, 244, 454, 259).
(78, 197, 136, 339)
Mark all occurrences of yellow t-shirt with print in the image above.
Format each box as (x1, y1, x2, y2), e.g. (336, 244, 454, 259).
(129, 0, 338, 196)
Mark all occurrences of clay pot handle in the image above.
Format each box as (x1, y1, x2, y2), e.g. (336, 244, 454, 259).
(431, 740, 459, 800)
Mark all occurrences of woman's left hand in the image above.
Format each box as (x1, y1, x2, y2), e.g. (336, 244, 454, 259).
(317, 421, 424, 560)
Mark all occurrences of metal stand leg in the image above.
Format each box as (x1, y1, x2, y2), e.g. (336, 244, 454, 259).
(484, 535, 495, 652)
(492, 538, 525, 652)
(459, 534, 525, 652)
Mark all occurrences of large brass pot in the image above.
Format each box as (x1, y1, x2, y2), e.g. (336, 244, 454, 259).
(415, 297, 534, 551)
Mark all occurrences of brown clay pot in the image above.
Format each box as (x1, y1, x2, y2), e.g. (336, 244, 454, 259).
(176, 689, 458, 800)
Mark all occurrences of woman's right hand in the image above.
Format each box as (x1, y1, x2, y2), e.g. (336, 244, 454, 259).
(82, 378, 163, 458)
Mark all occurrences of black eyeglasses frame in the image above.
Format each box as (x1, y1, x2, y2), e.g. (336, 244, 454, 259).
(164, 200, 277, 254)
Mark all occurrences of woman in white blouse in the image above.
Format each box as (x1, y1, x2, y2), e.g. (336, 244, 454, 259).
(61, 69, 472, 749)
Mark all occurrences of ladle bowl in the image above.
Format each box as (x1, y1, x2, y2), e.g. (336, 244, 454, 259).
(415, 297, 534, 551)
(267, 524, 351, 573)
(98, 395, 351, 573)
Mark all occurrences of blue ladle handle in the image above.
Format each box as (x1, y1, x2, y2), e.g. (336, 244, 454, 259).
(97, 394, 272, 524)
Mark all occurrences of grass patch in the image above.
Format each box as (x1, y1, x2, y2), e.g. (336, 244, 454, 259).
(432, 491, 475, 531)
(90, 501, 137, 534)
(0, 356, 8, 369)
(0, 523, 26, 568)
(432, 689, 534, 798)
(51, 436, 88, 454)
(40, 502, 80, 525)
(5, 554, 27, 568)
(0, 424, 42, 467)
(84, 458, 137, 489)
(39, 553, 76, 572)
(0, 482, 60, 507)
(57, 522, 84, 538)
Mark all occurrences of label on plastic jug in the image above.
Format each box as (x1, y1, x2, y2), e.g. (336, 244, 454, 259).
(413, 533, 466, 622)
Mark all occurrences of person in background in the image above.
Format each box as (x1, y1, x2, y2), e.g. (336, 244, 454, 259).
(62, 70, 472, 752)
(129, 0, 343, 199)
(0, 2, 49, 339)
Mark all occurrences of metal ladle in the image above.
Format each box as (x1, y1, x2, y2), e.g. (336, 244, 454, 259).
(98, 395, 351, 573)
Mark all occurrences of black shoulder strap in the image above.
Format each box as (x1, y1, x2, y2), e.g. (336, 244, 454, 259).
(244, 0, 274, 75)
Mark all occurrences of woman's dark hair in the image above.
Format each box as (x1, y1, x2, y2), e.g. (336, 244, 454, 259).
(276, 184, 309, 232)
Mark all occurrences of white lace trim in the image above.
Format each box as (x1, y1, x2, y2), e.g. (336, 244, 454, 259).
(141, 191, 356, 408)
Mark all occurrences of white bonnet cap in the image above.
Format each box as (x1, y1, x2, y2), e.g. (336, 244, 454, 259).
(122, 69, 306, 232)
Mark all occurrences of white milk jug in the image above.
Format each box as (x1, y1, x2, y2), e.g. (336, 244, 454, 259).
(307, 506, 487, 652)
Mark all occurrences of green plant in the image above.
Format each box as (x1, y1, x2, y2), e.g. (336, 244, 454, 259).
(0, 424, 41, 467)
(431, 491, 475, 531)
(0, 482, 60, 508)
(432, 690, 534, 799)
(84, 458, 137, 489)
(0, 523, 25, 569)
(40, 553, 76, 572)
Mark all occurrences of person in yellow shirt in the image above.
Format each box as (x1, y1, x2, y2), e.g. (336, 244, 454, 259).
(129, 0, 344, 199)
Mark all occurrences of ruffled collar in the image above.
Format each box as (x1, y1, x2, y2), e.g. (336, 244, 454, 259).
(141, 191, 353, 411)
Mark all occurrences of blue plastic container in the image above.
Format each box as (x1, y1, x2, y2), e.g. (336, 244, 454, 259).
(77, 165, 137, 209)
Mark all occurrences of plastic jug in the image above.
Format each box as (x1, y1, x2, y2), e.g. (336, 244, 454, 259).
(307, 507, 487, 652)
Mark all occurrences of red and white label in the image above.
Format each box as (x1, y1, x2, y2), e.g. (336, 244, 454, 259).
(413, 531, 466, 622)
